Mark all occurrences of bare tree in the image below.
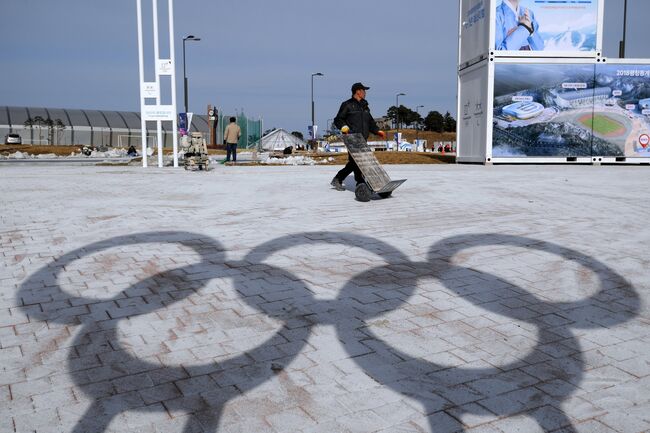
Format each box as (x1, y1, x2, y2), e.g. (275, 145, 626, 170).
(24, 116, 47, 144)
(53, 119, 66, 145)
(23, 117, 66, 144)
(44, 118, 54, 144)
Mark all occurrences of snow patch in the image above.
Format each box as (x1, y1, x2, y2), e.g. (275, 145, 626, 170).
(8, 151, 28, 159)
(260, 155, 333, 165)
(89, 148, 128, 158)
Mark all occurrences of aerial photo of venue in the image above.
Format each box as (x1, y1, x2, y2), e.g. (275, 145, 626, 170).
(492, 63, 650, 157)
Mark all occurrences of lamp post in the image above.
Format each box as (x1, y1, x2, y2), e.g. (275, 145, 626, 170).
(395, 92, 405, 150)
(311, 72, 324, 140)
(619, 0, 628, 58)
(326, 118, 334, 135)
(182, 35, 201, 114)
(415, 105, 424, 152)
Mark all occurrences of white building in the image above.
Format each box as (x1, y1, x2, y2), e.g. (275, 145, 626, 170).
(554, 87, 612, 109)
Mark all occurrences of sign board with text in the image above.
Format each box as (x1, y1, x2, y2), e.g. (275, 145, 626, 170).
(157, 59, 173, 76)
(143, 105, 175, 121)
(141, 82, 160, 99)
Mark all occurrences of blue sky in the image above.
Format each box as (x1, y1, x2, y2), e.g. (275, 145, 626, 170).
(1, 0, 649, 133)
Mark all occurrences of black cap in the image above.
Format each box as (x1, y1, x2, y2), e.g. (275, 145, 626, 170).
(351, 82, 370, 93)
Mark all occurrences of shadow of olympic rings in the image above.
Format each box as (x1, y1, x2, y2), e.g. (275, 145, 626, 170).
(17, 231, 639, 432)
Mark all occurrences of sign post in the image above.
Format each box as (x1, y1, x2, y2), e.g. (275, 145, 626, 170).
(136, 0, 179, 168)
(136, 0, 147, 167)
(168, 0, 179, 168)
(152, 0, 163, 167)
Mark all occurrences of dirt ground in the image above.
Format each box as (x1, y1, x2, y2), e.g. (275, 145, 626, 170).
(0, 144, 86, 157)
(0, 145, 454, 165)
(369, 129, 456, 145)
(1, 133, 457, 165)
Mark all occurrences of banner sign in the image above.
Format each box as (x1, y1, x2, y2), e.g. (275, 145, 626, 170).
(179, 113, 188, 135)
(492, 62, 650, 158)
(494, 0, 599, 53)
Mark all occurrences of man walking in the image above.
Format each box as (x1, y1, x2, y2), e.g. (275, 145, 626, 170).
(330, 82, 385, 190)
(223, 117, 241, 164)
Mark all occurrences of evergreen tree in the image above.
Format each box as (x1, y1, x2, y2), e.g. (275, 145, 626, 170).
(424, 111, 444, 132)
(386, 105, 423, 129)
(443, 112, 457, 133)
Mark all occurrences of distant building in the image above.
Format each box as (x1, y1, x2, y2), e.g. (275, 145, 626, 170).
(554, 87, 611, 108)
(502, 101, 544, 120)
(374, 116, 392, 130)
(1, 106, 212, 147)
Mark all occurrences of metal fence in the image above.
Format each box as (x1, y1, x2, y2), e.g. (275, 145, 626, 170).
(215, 113, 262, 149)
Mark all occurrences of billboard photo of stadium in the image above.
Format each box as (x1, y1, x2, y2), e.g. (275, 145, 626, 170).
(492, 63, 650, 158)
(592, 64, 650, 157)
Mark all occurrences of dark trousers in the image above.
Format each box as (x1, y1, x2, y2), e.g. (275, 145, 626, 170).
(335, 154, 364, 184)
(226, 143, 237, 162)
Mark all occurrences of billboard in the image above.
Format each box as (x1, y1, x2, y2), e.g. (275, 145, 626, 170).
(492, 62, 650, 158)
(494, 0, 599, 54)
(593, 63, 650, 157)
(492, 62, 609, 157)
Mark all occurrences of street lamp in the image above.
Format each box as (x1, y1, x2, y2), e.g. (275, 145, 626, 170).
(395, 92, 406, 150)
(311, 72, 324, 140)
(182, 35, 201, 114)
(619, 0, 628, 58)
(326, 118, 334, 135)
(415, 105, 424, 152)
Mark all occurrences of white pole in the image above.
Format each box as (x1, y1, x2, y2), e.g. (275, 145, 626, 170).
(258, 116, 264, 152)
(218, 107, 222, 144)
(136, 0, 147, 167)
(152, 0, 163, 168)
(168, 0, 179, 167)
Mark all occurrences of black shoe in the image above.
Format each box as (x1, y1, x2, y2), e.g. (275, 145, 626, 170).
(330, 177, 345, 191)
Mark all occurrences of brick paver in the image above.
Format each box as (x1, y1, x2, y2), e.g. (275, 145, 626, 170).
(1, 164, 649, 432)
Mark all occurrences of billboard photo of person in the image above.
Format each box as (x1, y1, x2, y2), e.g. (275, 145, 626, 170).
(495, 0, 544, 51)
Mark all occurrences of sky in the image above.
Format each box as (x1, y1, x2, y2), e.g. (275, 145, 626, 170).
(1, 0, 649, 134)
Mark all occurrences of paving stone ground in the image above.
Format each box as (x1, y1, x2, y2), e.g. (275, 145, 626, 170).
(1, 163, 649, 433)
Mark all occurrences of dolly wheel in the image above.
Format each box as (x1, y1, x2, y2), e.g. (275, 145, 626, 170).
(355, 183, 372, 202)
(378, 192, 392, 199)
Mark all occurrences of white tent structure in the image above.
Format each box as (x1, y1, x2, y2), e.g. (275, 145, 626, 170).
(254, 128, 307, 151)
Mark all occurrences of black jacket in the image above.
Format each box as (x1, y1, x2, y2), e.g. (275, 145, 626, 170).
(333, 97, 380, 140)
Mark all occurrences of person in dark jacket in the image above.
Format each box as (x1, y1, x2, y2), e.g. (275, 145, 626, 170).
(330, 82, 385, 191)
